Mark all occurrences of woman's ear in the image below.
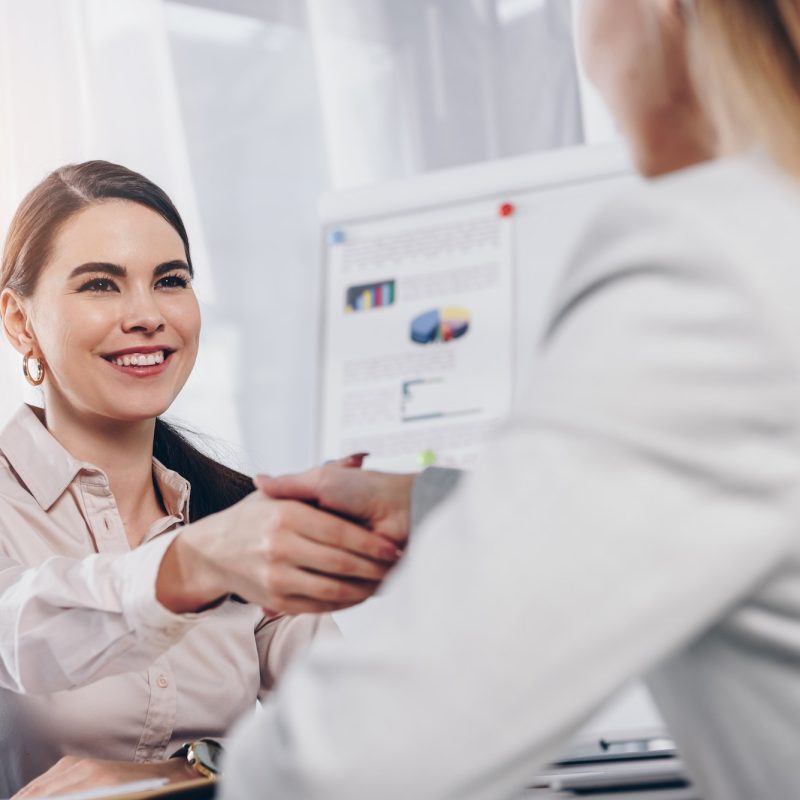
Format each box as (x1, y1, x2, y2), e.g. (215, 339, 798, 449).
(0, 289, 39, 356)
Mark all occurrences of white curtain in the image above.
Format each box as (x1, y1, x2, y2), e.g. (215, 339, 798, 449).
(1, 0, 586, 473)
(307, 0, 583, 188)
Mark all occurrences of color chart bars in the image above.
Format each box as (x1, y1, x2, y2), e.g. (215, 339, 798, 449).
(345, 280, 396, 313)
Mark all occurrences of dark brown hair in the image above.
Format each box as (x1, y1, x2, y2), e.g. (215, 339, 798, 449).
(0, 160, 253, 521)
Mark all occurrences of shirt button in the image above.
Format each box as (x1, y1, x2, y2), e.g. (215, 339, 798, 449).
(157, 674, 169, 689)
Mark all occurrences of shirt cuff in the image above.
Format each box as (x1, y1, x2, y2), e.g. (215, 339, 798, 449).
(119, 531, 214, 648)
(410, 467, 463, 530)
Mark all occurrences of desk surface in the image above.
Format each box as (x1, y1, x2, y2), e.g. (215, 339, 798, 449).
(94, 776, 700, 800)
(522, 790, 698, 800)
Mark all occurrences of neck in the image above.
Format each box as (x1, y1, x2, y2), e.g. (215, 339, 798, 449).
(632, 97, 719, 178)
(39, 392, 159, 529)
(637, 132, 717, 179)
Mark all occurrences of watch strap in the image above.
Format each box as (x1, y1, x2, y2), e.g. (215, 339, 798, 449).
(170, 738, 224, 778)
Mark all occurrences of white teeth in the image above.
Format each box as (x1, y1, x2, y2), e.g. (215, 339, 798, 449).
(110, 350, 166, 367)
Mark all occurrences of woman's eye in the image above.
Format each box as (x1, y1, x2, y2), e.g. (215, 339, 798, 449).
(156, 274, 189, 289)
(78, 278, 119, 293)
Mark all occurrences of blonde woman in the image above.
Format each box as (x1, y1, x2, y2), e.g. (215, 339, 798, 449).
(0, 162, 403, 798)
(211, 1, 800, 799)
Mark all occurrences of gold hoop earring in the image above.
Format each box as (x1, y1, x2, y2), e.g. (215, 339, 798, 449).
(22, 352, 45, 387)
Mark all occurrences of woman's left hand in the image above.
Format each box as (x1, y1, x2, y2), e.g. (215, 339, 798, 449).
(13, 755, 200, 798)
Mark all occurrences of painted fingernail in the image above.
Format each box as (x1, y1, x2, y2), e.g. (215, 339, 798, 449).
(344, 452, 369, 467)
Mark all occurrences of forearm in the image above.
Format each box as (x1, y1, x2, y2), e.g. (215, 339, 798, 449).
(156, 517, 229, 613)
(0, 533, 202, 694)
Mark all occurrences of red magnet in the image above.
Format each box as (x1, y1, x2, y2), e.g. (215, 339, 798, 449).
(499, 202, 515, 217)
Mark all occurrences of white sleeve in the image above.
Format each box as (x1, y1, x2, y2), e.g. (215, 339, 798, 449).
(221, 193, 800, 799)
(0, 529, 204, 694)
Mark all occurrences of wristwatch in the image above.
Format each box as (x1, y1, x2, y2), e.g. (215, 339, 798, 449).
(170, 738, 224, 778)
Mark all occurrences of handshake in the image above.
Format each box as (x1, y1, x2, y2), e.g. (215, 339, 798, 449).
(156, 457, 417, 616)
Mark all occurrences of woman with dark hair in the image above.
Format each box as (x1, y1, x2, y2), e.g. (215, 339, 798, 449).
(0, 161, 402, 797)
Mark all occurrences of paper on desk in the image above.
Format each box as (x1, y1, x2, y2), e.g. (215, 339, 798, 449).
(7, 777, 171, 800)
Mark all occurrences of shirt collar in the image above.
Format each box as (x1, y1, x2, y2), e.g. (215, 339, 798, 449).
(153, 458, 191, 522)
(0, 404, 192, 518)
(0, 405, 83, 510)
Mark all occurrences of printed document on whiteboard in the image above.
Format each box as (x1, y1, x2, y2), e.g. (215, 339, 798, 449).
(319, 199, 515, 472)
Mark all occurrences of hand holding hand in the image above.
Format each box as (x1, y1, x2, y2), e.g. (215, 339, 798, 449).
(157, 492, 402, 615)
(254, 463, 416, 545)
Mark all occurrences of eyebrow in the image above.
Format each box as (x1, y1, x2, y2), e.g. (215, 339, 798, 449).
(68, 260, 192, 280)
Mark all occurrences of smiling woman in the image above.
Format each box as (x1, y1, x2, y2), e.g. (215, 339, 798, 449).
(0, 164, 249, 521)
(0, 162, 403, 798)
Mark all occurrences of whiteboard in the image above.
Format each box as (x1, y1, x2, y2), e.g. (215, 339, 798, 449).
(317, 143, 639, 471)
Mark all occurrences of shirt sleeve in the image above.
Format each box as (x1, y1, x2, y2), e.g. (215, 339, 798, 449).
(0, 529, 207, 694)
(221, 190, 800, 799)
(411, 467, 462, 530)
(255, 613, 341, 697)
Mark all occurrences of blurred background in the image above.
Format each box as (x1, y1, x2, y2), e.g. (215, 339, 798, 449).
(0, 0, 616, 474)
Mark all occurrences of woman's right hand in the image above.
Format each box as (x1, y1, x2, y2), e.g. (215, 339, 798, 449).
(156, 491, 402, 615)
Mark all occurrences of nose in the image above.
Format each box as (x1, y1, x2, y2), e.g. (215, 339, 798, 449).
(121, 290, 166, 335)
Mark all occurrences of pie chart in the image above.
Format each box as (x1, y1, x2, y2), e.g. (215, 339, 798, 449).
(410, 307, 471, 345)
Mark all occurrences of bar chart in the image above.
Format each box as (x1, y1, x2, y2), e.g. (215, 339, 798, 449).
(345, 280, 396, 313)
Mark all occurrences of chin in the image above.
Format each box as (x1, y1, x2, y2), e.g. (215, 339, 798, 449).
(108, 410, 170, 425)
(98, 398, 174, 424)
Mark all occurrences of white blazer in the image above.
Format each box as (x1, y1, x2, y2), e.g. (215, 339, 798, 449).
(223, 152, 800, 800)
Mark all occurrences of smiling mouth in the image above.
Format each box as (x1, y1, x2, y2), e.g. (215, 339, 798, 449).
(102, 349, 175, 368)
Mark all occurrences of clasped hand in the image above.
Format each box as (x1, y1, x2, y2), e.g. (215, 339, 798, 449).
(157, 462, 415, 616)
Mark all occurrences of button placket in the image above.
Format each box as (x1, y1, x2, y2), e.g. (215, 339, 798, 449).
(135, 658, 178, 763)
(96, 509, 128, 553)
(81, 477, 128, 553)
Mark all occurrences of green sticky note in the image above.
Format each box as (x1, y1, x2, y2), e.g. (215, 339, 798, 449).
(417, 449, 437, 467)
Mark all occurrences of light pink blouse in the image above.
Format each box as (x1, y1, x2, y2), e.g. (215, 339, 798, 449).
(0, 404, 335, 796)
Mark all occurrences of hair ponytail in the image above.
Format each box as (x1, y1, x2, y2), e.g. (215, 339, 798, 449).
(153, 418, 254, 521)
